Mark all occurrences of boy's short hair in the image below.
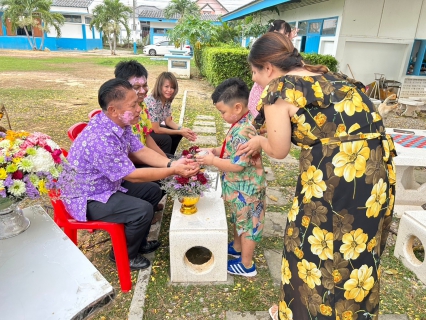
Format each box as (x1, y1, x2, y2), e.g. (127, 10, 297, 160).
(211, 78, 249, 107)
(114, 60, 148, 80)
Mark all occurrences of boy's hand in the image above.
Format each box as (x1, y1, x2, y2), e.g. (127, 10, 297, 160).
(195, 150, 215, 166)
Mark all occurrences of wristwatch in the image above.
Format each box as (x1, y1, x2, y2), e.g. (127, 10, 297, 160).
(167, 160, 173, 168)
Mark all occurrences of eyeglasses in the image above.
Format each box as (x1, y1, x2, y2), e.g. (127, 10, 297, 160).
(132, 84, 148, 93)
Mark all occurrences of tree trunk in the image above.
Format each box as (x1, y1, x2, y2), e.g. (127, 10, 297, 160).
(39, 30, 45, 51)
(112, 33, 116, 55)
(108, 34, 113, 54)
(23, 26, 35, 50)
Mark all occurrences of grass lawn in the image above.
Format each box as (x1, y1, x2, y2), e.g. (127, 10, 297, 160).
(0, 51, 425, 320)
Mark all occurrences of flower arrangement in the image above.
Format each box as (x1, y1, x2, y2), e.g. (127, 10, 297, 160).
(161, 146, 212, 199)
(0, 130, 65, 204)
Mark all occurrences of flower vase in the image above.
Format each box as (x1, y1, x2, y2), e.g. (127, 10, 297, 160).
(0, 199, 30, 240)
(178, 196, 200, 215)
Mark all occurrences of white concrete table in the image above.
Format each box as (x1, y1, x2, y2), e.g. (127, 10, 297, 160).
(397, 98, 425, 117)
(169, 172, 228, 283)
(386, 128, 426, 217)
(0, 205, 114, 319)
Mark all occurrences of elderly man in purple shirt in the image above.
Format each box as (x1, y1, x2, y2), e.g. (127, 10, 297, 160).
(61, 78, 199, 270)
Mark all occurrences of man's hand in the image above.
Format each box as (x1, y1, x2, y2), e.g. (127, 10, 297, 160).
(173, 157, 196, 166)
(173, 163, 199, 177)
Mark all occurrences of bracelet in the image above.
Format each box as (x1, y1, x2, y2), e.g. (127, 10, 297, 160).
(177, 125, 182, 130)
(167, 160, 173, 168)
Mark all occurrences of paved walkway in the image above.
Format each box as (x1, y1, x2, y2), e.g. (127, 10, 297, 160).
(127, 90, 409, 319)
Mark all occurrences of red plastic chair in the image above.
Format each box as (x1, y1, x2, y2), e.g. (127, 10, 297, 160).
(88, 109, 102, 119)
(48, 191, 132, 292)
(67, 122, 87, 142)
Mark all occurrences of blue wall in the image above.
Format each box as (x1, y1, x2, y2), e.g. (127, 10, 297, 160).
(0, 19, 103, 51)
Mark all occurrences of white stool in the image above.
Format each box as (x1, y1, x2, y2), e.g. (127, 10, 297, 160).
(398, 98, 425, 117)
(169, 173, 228, 283)
(394, 211, 426, 284)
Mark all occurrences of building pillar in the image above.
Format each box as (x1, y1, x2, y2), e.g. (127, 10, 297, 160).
(81, 24, 87, 50)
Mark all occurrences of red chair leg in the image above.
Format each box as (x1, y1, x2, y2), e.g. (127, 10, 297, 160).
(63, 227, 78, 245)
(109, 227, 132, 292)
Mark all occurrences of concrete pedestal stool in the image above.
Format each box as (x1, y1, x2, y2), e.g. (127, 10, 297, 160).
(169, 173, 228, 283)
(398, 98, 425, 117)
(394, 211, 426, 284)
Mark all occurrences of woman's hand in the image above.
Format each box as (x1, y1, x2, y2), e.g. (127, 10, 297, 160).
(174, 157, 196, 166)
(236, 134, 263, 157)
(195, 150, 215, 166)
(181, 127, 197, 142)
(289, 28, 299, 40)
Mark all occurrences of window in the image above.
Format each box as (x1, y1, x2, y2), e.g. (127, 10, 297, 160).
(85, 17, 92, 25)
(63, 15, 82, 23)
(17, 26, 32, 36)
(159, 41, 169, 46)
(153, 28, 165, 34)
(288, 22, 296, 29)
(297, 21, 307, 35)
(322, 18, 337, 35)
(309, 21, 322, 33)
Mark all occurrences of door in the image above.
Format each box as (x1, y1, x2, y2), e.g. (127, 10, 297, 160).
(305, 20, 322, 53)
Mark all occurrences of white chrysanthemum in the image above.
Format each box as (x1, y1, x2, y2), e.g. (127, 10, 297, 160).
(46, 139, 60, 151)
(0, 156, 5, 164)
(0, 180, 5, 191)
(29, 174, 40, 186)
(29, 148, 55, 173)
(14, 139, 24, 147)
(9, 180, 26, 197)
(18, 158, 34, 172)
(0, 140, 11, 149)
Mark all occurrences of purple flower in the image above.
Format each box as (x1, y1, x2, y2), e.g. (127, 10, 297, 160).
(0, 132, 5, 138)
(0, 190, 6, 197)
(4, 175, 13, 187)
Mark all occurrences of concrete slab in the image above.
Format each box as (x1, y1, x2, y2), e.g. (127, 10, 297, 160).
(264, 167, 276, 181)
(169, 274, 234, 286)
(226, 311, 270, 319)
(224, 123, 231, 128)
(266, 188, 287, 206)
(192, 126, 217, 134)
(264, 249, 282, 286)
(268, 155, 298, 164)
(194, 121, 216, 126)
(194, 135, 217, 146)
(393, 204, 425, 218)
(196, 115, 215, 120)
(263, 211, 287, 238)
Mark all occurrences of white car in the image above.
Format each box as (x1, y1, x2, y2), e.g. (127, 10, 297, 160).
(143, 41, 191, 56)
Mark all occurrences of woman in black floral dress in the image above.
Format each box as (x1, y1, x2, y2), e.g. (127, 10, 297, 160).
(238, 32, 396, 320)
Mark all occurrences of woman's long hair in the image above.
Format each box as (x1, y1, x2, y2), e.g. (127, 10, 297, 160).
(248, 32, 329, 74)
(151, 72, 179, 102)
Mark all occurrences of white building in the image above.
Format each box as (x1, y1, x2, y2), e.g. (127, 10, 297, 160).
(222, 0, 426, 97)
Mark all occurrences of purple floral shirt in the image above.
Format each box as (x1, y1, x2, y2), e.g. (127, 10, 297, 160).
(145, 94, 172, 123)
(61, 112, 143, 221)
(248, 82, 264, 118)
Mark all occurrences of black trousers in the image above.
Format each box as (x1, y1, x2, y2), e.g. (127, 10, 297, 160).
(150, 125, 183, 155)
(86, 181, 162, 259)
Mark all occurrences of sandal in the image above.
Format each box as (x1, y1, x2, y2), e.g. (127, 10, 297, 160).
(269, 305, 278, 320)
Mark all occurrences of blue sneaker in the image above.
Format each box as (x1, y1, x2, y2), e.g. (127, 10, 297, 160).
(227, 257, 257, 277)
(228, 241, 241, 257)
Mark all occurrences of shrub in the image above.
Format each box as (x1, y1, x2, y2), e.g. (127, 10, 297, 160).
(200, 46, 339, 87)
(301, 53, 338, 72)
(201, 46, 252, 87)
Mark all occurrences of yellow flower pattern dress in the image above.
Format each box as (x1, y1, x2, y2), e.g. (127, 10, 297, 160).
(259, 73, 397, 320)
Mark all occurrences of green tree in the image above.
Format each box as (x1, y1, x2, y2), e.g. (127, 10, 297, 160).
(0, 0, 64, 50)
(89, 0, 132, 55)
(167, 15, 216, 72)
(163, 0, 200, 21)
